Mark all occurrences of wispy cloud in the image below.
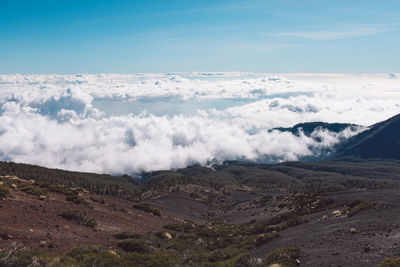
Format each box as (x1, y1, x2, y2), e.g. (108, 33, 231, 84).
(275, 25, 394, 40)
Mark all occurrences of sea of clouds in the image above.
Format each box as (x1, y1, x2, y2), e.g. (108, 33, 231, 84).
(0, 73, 399, 174)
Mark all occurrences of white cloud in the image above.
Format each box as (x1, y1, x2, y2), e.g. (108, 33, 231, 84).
(275, 25, 392, 40)
(0, 73, 399, 174)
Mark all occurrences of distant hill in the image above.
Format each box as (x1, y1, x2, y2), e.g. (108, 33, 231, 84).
(335, 113, 400, 160)
(271, 122, 360, 137)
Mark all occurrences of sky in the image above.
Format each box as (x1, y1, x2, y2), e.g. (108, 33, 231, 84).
(1, 0, 399, 73)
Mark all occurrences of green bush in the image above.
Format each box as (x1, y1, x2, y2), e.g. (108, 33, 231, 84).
(285, 215, 308, 227)
(18, 184, 48, 197)
(117, 239, 150, 253)
(132, 203, 161, 216)
(0, 184, 9, 198)
(114, 231, 141, 240)
(0, 244, 53, 267)
(90, 196, 105, 204)
(379, 257, 400, 267)
(66, 194, 84, 204)
(252, 195, 273, 206)
(264, 246, 301, 267)
(163, 223, 194, 232)
(59, 209, 97, 228)
(59, 246, 124, 267)
(254, 233, 280, 246)
(345, 201, 377, 217)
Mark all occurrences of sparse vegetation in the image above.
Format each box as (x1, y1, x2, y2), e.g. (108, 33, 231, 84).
(90, 196, 105, 204)
(58, 209, 97, 228)
(379, 257, 400, 267)
(132, 203, 161, 216)
(0, 184, 9, 198)
(18, 184, 49, 197)
(114, 231, 141, 240)
(0, 162, 140, 198)
(264, 246, 302, 267)
(252, 195, 273, 206)
(1, 159, 400, 266)
(117, 239, 150, 253)
(65, 194, 84, 204)
(344, 201, 378, 217)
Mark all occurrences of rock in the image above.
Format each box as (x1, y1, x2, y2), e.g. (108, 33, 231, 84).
(350, 227, 357, 234)
(39, 195, 47, 200)
(163, 232, 173, 239)
(332, 210, 342, 217)
(40, 241, 47, 247)
(268, 264, 282, 267)
(11, 183, 17, 190)
(322, 215, 328, 220)
(295, 259, 301, 265)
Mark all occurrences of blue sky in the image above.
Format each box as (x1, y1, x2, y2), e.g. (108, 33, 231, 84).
(0, 0, 399, 73)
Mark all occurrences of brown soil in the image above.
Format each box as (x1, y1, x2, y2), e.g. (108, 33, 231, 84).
(0, 187, 180, 253)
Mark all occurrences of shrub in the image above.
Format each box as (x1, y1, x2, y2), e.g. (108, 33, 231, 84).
(285, 215, 308, 227)
(254, 233, 280, 246)
(0, 244, 53, 267)
(379, 257, 400, 267)
(117, 239, 150, 253)
(18, 184, 48, 197)
(132, 203, 161, 216)
(345, 201, 377, 217)
(252, 195, 273, 206)
(264, 246, 301, 267)
(58, 209, 97, 228)
(90, 197, 105, 204)
(163, 223, 194, 232)
(66, 194, 84, 204)
(0, 185, 9, 198)
(114, 231, 141, 240)
(60, 246, 124, 267)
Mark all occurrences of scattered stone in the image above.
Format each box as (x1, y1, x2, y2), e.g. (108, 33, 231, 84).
(39, 195, 47, 200)
(163, 232, 173, 239)
(11, 183, 17, 190)
(295, 259, 301, 265)
(332, 210, 342, 217)
(322, 215, 328, 220)
(40, 240, 47, 247)
(350, 227, 357, 235)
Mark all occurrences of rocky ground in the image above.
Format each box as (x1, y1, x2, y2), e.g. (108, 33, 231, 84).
(0, 176, 180, 253)
(1, 172, 400, 266)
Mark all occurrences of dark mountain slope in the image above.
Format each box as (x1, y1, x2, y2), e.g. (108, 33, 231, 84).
(336, 113, 400, 159)
(271, 122, 360, 137)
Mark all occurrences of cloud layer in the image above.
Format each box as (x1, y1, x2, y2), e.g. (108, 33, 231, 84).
(0, 73, 399, 174)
